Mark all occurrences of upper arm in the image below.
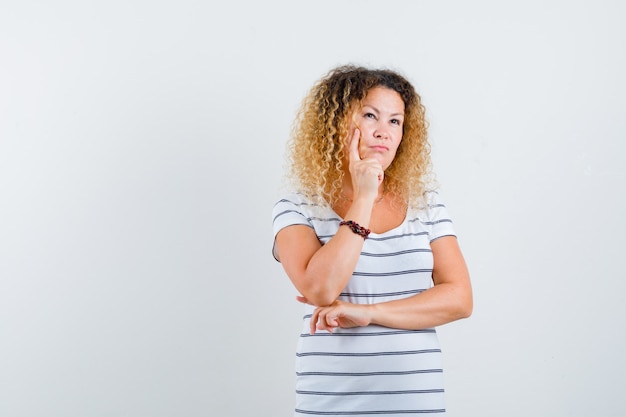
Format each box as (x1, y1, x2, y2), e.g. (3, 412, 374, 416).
(430, 236, 471, 289)
(274, 224, 323, 293)
(430, 236, 473, 316)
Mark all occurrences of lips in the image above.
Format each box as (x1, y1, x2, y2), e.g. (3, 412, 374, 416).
(369, 145, 389, 152)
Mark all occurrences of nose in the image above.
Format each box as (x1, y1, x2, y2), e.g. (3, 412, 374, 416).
(374, 125, 389, 140)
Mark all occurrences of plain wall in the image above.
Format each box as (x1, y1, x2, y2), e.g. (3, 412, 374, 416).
(1, 1, 625, 416)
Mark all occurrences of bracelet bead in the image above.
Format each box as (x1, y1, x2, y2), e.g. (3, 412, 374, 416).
(339, 220, 371, 239)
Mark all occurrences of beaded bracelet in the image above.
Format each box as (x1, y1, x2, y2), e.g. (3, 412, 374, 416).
(339, 220, 371, 239)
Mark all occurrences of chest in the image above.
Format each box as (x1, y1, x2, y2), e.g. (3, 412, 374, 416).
(332, 198, 406, 235)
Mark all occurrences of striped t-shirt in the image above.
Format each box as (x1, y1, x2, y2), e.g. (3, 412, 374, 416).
(272, 191, 456, 416)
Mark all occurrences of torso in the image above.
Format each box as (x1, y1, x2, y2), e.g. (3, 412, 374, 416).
(272, 191, 454, 415)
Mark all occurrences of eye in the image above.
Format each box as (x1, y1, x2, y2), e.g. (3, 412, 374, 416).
(390, 118, 402, 125)
(364, 112, 376, 119)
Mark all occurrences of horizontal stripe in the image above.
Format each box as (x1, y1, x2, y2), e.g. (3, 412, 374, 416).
(318, 234, 335, 240)
(361, 249, 431, 257)
(296, 349, 441, 357)
(419, 219, 452, 226)
(352, 269, 432, 277)
(309, 216, 342, 222)
(273, 209, 310, 224)
(299, 329, 436, 337)
(296, 369, 442, 377)
(296, 389, 444, 396)
(275, 197, 318, 208)
(339, 289, 426, 298)
(429, 234, 456, 243)
(319, 232, 430, 242)
(295, 408, 445, 415)
(366, 232, 429, 241)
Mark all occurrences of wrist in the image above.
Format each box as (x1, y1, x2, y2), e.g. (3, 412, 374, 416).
(352, 193, 378, 206)
(365, 303, 377, 327)
(339, 220, 370, 239)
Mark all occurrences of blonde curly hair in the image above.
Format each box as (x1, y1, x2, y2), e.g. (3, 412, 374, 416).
(286, 65, 433, 209)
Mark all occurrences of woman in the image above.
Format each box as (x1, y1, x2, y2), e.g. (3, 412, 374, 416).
(272, 65, 472, 416)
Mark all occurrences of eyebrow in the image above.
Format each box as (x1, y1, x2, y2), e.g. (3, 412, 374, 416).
(362, 104, 404, 118)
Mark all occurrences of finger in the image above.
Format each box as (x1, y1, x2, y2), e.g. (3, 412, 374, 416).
(323, 311, 340, 333)
(296, 295, 311, 305)
(309, 307, 324, 334)
(318, 320, 334, 333)
(349, 128, 361, 162)
(326, 314, 339, 328)
(316, 310, 335, 333)
(309, 309, 320, 335)
(315, 309, 327, 332)
(367, 165, 384, 184)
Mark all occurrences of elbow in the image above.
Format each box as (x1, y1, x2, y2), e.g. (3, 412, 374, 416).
(444, 286, 472, 322)
(306, 290, 339, 307)
(454, 279, 473, 320)
(446, 302, 472, 324)
(296, 270, 347, 307)
(456, 293, 473, 320)
(459, 302, 473, 320)
(300, 281, 342, 307)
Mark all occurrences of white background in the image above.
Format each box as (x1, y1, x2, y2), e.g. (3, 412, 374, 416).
(1, 1, 625, 416)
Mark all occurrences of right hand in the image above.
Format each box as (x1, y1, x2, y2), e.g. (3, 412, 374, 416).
(308, 299, 372, 334)
(348, 128, 384, 203)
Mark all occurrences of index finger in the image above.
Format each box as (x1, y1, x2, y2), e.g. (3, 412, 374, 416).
(349, 128, 361, 162)
(310, 308, 320, 334)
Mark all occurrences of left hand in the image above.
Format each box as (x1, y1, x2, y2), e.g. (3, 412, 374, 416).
(297, 296, 372, 334)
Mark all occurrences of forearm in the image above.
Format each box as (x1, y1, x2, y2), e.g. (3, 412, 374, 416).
(298, 197, 374, 306)
(368, 282, 473, 330)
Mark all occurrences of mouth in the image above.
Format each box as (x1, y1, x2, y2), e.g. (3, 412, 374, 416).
(369, 145, 389, 152)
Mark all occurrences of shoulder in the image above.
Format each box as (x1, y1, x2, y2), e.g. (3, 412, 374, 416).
(408, 190, 449, 217)
(274, 192, 312, 207)
(272, 192, 319, 219)
(272, 192, 331, 236)
(407, 190, 456, 241)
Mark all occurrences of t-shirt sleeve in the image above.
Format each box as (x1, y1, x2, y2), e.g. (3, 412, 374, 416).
(271, 194, 314, 261)
(425, 191, 457, 242)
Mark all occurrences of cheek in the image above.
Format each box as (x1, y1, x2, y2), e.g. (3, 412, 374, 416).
(393, 134, 403, 149)
(391, 139, 403, 158)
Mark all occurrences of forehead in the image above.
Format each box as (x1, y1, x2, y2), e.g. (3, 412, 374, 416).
(362, 86, 405, 111)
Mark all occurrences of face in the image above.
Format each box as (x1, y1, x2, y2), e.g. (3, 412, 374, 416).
(351, 86, 405, 170)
